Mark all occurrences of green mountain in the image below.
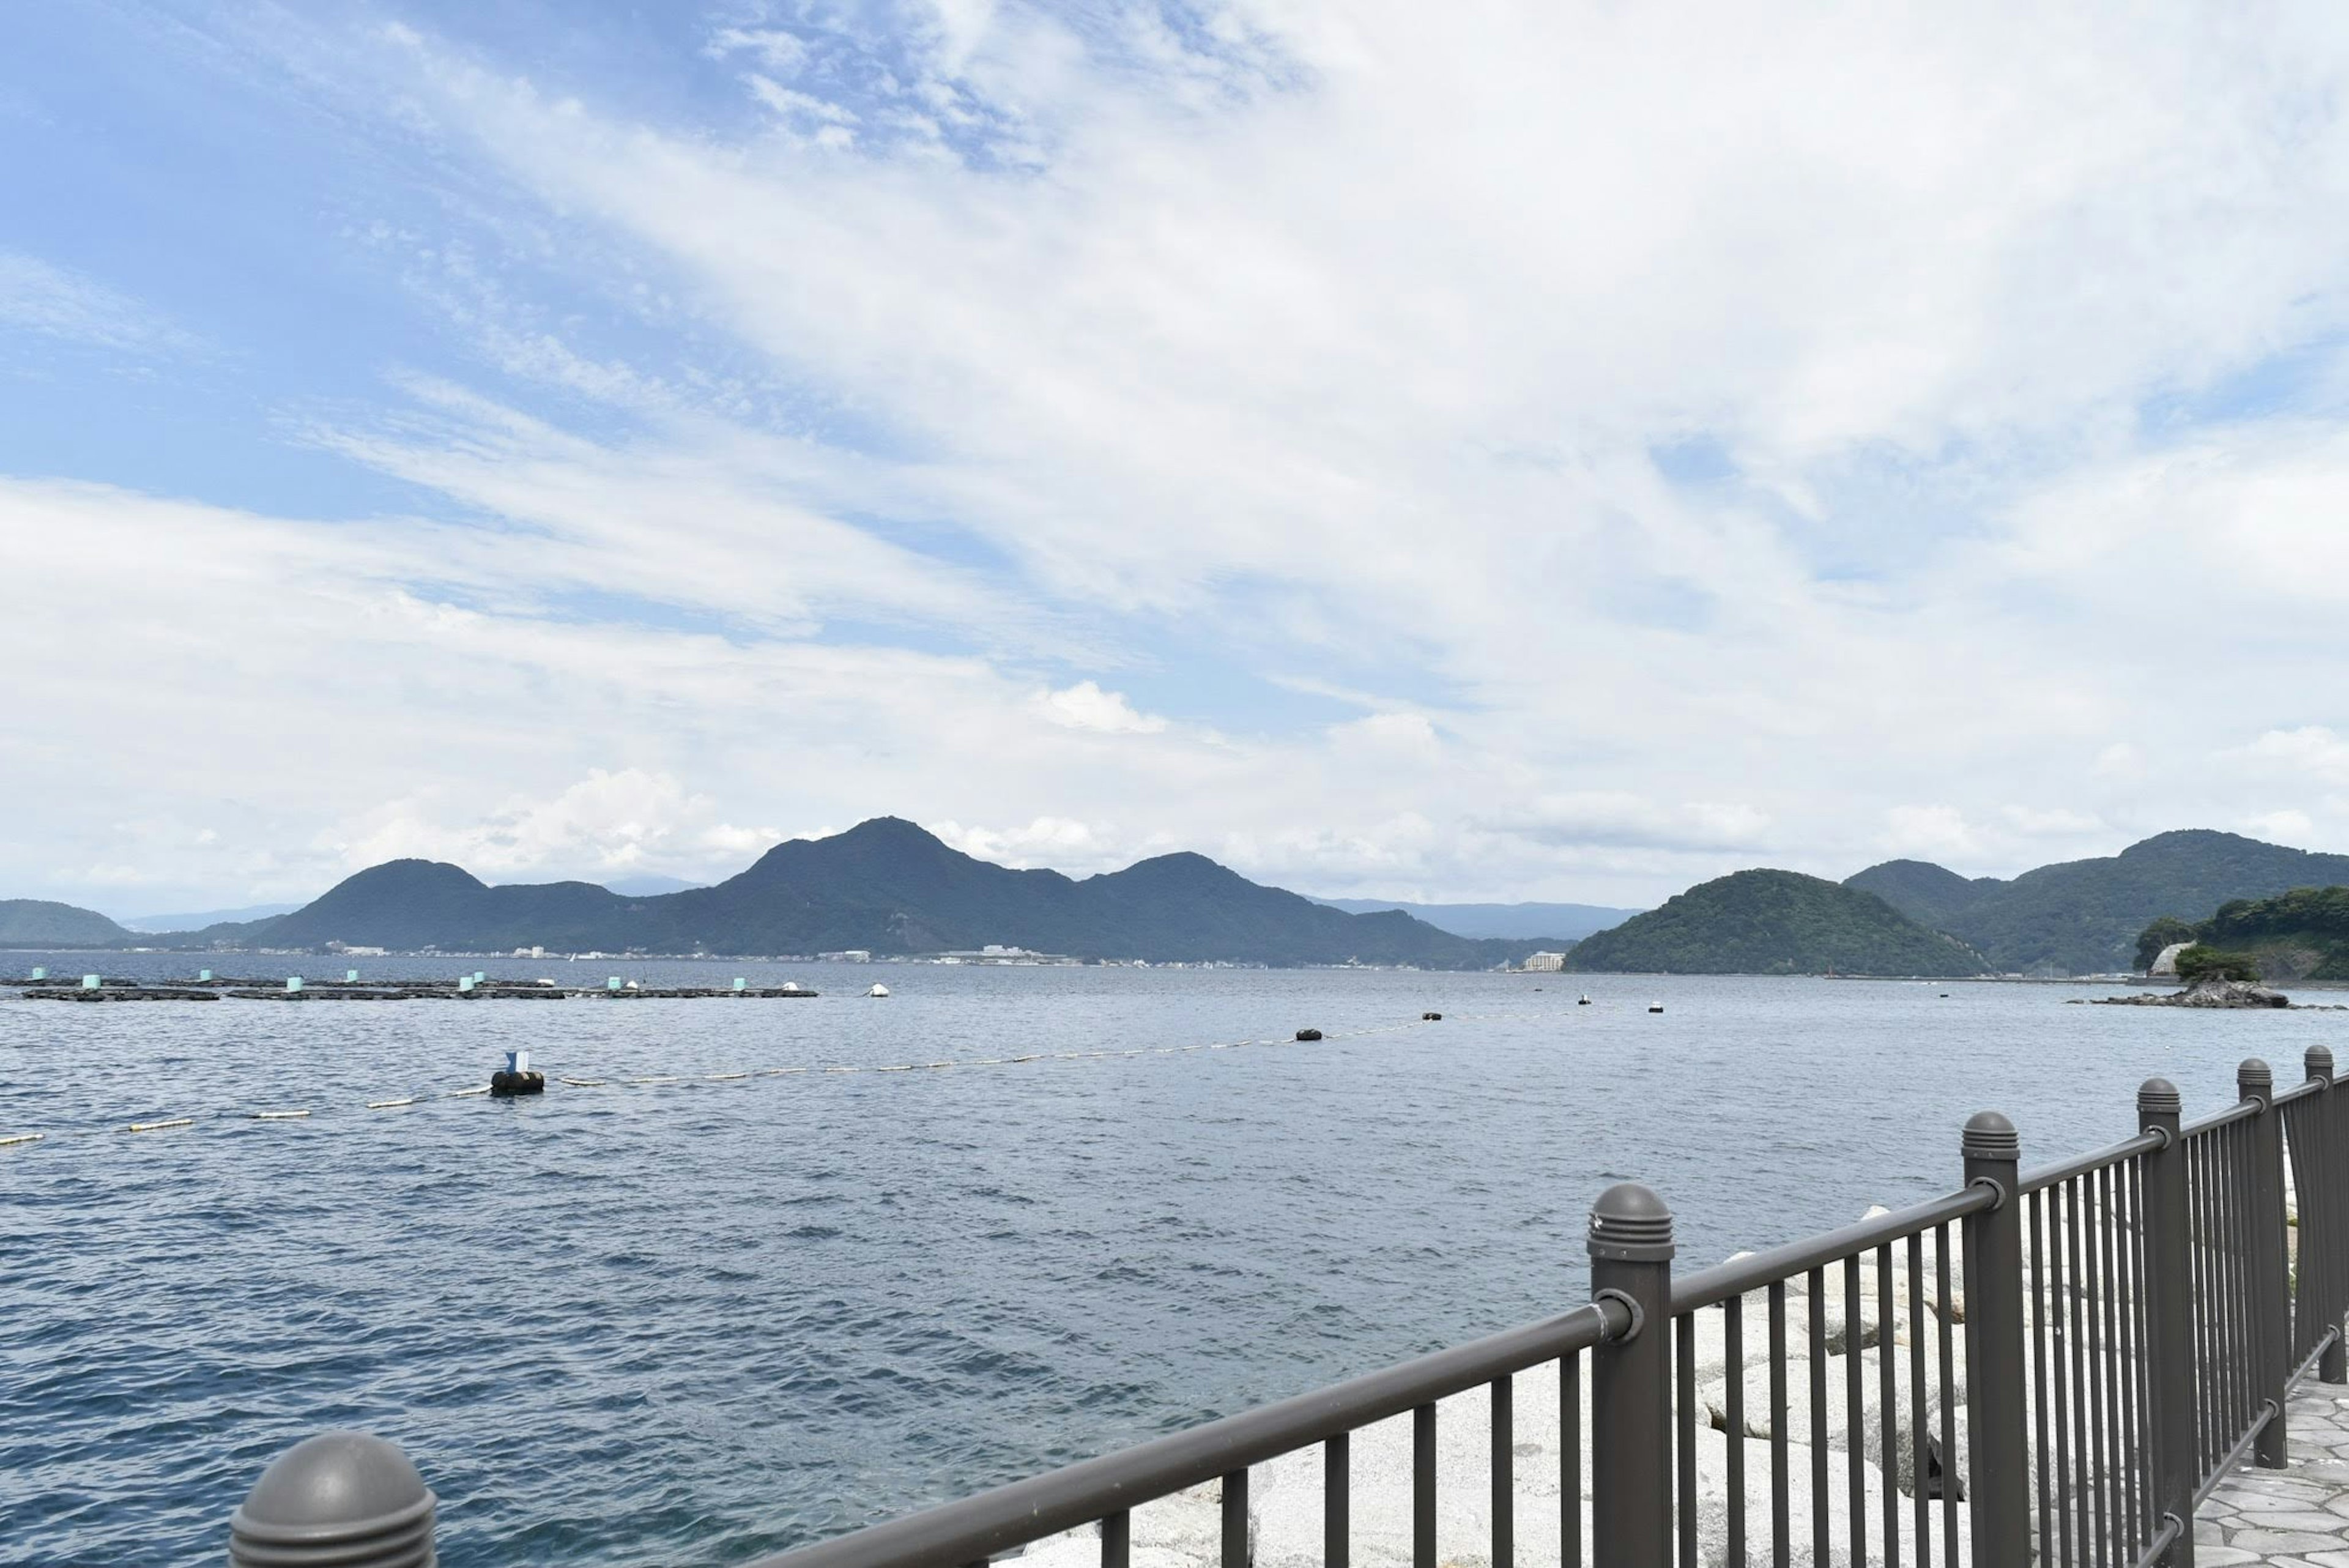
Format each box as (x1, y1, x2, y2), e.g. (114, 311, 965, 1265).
(0, 899, 134, 948)
(1310, 897, 1641, 940)
(2146, 886, 2349, 981)
(1847, 830, 2349, 975)
(164, 818, 1566, 968)
(1841, 860, 2001, 931)
(1562, 869, 1987, 976)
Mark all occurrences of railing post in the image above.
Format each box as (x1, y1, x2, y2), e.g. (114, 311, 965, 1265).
(2241, 1058, 2291, 1468)
(1587, 1182, 1673, 1568)
(2140, 1078, 2198, 1567)
(2309, 1046, 2346, 1385)
(229, 1432, 436, 1567)
(1960, 1110, 2028, 1568)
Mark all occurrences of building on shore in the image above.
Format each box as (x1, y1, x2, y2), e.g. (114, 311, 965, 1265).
(1523, 951, 1568, 972)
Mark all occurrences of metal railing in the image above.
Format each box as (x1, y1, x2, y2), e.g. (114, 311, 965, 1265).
(226, 1050, 2349, 1567)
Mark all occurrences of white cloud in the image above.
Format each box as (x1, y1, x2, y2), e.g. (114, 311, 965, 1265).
(2001, 806, 2106, 837)
(28, 7, 2349, 909)
(1032, 681, 1168, 734)
(1883, 806, 1980, 861)
(2237, 727, 2349, 787)
(2243, 809, 2316, 844)
(328, 768, 778, 882)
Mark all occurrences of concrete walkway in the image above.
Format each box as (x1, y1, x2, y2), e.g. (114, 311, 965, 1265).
(2200, 1380, 2349, 1565)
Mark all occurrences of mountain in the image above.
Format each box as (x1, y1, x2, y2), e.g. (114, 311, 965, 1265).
(1563, 869, 1988, 976)
(1841, 861, 2000, 931)
(2145, 886, 2349, 982)
(176, 819, 1564, 968)
(121, 902, 301, 933)
(0, 899, 135, 948)
(1310, 897, 1640, 940)
(1846, 830, 2349, 975)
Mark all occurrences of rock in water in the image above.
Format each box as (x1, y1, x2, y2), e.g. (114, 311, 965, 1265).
(2093, 976, 2295, 1008)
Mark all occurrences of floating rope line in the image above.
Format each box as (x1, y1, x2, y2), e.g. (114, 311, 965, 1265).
(2, 1006, 1580, 1153)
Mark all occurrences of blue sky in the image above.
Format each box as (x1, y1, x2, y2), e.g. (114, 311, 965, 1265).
(12, 1, 2349, 914)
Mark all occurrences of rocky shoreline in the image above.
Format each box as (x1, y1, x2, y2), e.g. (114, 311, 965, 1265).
(2082, 977, 2344, 1009)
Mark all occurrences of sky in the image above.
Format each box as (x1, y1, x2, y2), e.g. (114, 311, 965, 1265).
(10, 1, 2349, 916)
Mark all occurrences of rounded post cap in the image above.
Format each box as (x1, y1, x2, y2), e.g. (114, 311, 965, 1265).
(1962, 1109, 2019, 1162)
(2138, 1077, 2181, 1116)
(229, 1432, 435, 1567)
(1588, 1181, 1675, 1261)
(2308, 1044, 2336, 1081)
(2239, 1057, 2273, 1098)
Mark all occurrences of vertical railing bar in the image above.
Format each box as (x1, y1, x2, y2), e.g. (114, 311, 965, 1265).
(1223, 1469, 1249, 1568)
(1673, 1321, 1694, 1568)
(1907, 1232, 1928, 1568)
(2128, 1159, 2150, 1556)
(1104, 1510, 1130, 1568)
(2189, 1128, 2208, 1476)
(2085, 1170, 2104, 1568)
(2030, 1189, 2055, 1568)
(2068, 1175, 2093, 1564)
(2110, 1160, 2137, 1561)
(1491, 1375, 1513, 1568)
(1324, 1433, 1348, 1568)
(1808, 1266, 1828, 1565)
(2224, 1121, 2247, 1449)
(2054, 1177, 2077, 1568)
(1876, 1244, 1896, 1568)
(1933, 1224, 1957, 1565)
(2104, 1165, 2123, 1568)
(1412, 1404, 1434, 1568)
(1843, 1255, 1864, 1568)
(1561, 1355, 1581, 1568)
(2216, 1123, 2236, 1454)
(1772, 1281, 1791, 1568)
(1726, 1297, 1745, 1568)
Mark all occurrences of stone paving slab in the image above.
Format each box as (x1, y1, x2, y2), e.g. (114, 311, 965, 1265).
(2200, 1380, 2349, 1566)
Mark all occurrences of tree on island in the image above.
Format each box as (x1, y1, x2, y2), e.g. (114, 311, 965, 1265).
(2133, 916, 2195, 972)
(2172, 945, 2261, 984)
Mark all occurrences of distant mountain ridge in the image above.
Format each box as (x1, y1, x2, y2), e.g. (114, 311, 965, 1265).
(1846, 830, 2349, 975)
(86, 819, 1568, 968)
(1310, 897, 1640, 940)
(0, 899, 133, 948)
(1564, 869, 1987, 976)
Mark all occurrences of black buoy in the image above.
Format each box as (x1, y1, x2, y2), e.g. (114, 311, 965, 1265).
(1295, 1028, 1323, 1041)
(1578, 994, 1592, 1005)
(1647, 1002, 1664, 1014)
(1422, 1011, 1442, 1021)
(489, 1049, 545, 1097)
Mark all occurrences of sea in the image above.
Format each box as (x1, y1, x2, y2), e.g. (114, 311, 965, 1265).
(2, 957, 2333, 1566)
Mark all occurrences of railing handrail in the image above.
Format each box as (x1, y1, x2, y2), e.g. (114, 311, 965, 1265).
(2017, 1127, 2165, 1195)
(1668, 1182, 1994, 1312)
(2184, 1096, 2262, 1136)
(743, 1298, 1631, 1568)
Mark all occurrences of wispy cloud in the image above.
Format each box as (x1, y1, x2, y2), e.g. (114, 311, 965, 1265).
(0, 251, 196, 354)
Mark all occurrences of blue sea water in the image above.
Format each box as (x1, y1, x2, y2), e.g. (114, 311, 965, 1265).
(0, 960, 2332, 1565)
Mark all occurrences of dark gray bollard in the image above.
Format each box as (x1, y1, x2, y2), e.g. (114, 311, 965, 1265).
(2309, 1046, 2347, 1384)
(1961, 1109, 2028, 1567)
(229, 1431, 436, 1567)
(2139, 1078, 2198, 1568)
(1587, 1181, 1673, 1566)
